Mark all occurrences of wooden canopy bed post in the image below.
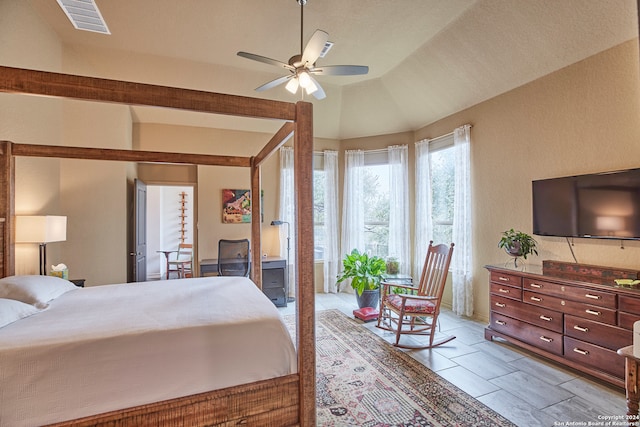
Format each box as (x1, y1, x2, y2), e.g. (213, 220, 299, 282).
(0, 140, 15, 279)
(0, 66, 316, 426)
(293, 101, 316, 425)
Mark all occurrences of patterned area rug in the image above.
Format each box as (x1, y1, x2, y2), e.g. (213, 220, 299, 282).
(285, 309, 516, 427)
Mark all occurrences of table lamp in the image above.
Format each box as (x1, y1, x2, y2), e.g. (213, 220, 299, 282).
(16, 216, 67, 275)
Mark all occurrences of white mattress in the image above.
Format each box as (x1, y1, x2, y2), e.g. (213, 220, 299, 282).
(0, 277, 297, 427)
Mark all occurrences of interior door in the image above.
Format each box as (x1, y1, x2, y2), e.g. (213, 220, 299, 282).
(132, 179, 147, 282)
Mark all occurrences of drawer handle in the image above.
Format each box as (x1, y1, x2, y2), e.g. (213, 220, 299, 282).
(539, 336, 553, 343)
(573, 325, 589, 332)
(539, 315, 552, 322)
(585, 309, 601, 316)
(584, 294, 600, 300)
(498, 288, 510, 294)
(498, 276, 510, 282)
(495, 320, 506, 326)
(529, 283, 543, 289)
(573, 348, 589, 356)
(530, 296, 542, 302)
(494, 302, 506, 308)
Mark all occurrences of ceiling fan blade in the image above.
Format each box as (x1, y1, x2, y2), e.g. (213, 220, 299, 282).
(308, 75, 326, 100)
(255, 75, 293, 92)
(237, 52, 294, 71)
(301, 30, 329, 67)
(312, 65, 369, 76)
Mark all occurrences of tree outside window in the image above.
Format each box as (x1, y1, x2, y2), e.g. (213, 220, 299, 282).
(430, 146, 455, 244)
(313, 169, 325, 260)
(363, 164, 390, 258)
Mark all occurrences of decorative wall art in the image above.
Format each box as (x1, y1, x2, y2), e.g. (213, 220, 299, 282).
(222, 189, 263, 224)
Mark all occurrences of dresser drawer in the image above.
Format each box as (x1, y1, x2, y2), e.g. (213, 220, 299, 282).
(563, 336, 624, 379)
(490, 312, 562, 355)
(490, 282, 522, 301)
(564, 315, 631, 350)
(523, 278, 616, 309)
(490, 271, 522, 288)
(491, 294, 562, 333)
(524, 291, 617, 325)
(619, 295, 640, 315)
(618, 311, 640, 330)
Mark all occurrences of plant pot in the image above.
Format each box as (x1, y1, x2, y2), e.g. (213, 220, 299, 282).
(356, 289, 380, 309)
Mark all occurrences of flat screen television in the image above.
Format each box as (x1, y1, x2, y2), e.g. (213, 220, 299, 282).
(532, 168, 640, 240)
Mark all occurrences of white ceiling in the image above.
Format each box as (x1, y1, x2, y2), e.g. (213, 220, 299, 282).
(27, 0, 638, 140)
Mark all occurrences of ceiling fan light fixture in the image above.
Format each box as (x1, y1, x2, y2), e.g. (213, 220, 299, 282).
(298, 71, 312, 89)
(304, 78, 318, 95)
(285, 77, 299, 94)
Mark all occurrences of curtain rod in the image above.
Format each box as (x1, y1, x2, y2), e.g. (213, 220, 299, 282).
(429, 131, 454, 142)
(425, 124, 472, 143)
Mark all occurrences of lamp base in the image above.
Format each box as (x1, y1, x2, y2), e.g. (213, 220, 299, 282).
(39, 243, 47, 275)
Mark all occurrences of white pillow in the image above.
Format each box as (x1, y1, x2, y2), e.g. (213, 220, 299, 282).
(0, 275, 77, 309)
(0, 298, 41, 328)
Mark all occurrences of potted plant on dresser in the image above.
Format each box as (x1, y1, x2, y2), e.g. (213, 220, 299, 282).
(337, 249, 386, 309)
(498, 228, 538, 268)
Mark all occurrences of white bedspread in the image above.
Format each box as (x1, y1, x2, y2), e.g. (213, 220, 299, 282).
(0, 277, 297, 427)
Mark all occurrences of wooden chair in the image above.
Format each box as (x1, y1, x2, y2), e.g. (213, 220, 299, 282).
(218, 239, 250, 277)
(167, 243, 193, 278)
(377, 241, 455, 349)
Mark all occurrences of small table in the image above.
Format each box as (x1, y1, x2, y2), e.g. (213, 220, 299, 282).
(157, 250, 177, 280)
(382, 274, 413, 285)
(618, 345, 640, 421)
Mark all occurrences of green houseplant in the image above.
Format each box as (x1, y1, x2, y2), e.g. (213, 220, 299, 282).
(336, 249, 386, 308)
(498, 228, 538, 267)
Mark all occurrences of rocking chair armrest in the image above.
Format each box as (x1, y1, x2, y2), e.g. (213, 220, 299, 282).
(381, 282, 415, 292)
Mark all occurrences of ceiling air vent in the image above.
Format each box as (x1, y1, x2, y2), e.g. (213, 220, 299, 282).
(319, 41, 334, 58)
(56, 0, 110, 34)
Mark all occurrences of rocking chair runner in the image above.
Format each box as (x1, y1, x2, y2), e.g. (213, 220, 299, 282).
(377, 241, 455, 349)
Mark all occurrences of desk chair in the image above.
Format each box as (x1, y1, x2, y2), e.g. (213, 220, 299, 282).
(218, 239, 250, 277)
(167, 243, 193, 279)
(377, 241, 455, 349)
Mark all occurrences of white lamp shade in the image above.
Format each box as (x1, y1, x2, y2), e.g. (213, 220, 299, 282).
(16, 216, 67, 243)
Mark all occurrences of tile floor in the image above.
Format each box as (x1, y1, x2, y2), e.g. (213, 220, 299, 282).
(279, 292, 628, 427)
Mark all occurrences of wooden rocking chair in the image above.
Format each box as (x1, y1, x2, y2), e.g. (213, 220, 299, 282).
(377, 241, 455, 349)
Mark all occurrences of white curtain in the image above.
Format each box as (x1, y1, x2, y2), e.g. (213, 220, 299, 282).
(341, 150, 365, 279)
(323, 150, 340, 293)
(414, 139, 434, 279)
(278, 147, 296, 299)
(387, 145, 410, 276)
(452, 124, 473, 316)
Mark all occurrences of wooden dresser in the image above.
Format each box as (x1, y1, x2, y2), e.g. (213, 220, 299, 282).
(485, 260, 640, 388)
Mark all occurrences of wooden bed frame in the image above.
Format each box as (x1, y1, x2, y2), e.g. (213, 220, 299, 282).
(0, 66, 315, 427)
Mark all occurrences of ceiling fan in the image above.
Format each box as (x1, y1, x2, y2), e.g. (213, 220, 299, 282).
(237, 0, 369, 100)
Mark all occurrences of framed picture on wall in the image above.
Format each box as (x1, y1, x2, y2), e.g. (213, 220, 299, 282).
(221, 189, 263, 223)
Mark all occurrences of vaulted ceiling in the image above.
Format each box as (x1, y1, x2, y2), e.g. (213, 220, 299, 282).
(26, 0, 638, 140)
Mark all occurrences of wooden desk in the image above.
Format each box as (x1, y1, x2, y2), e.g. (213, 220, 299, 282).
(618, 346, 640, 423)
(200, 257, 288, 307)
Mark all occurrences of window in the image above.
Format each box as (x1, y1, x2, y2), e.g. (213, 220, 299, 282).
(430, 139, 455, 245)
(363, 162, 390, 258)
(313, 153, 324, 260)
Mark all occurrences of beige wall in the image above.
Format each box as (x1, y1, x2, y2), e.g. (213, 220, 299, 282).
(134, 123, 288, 264)
(415, 39, 640, 321)
(1, 1, 133, 285)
